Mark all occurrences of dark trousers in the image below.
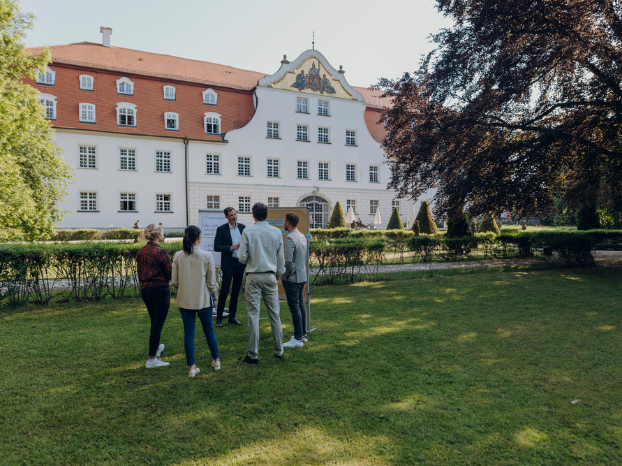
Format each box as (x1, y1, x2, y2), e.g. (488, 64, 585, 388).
(283, 281, 307, 341)
(217, 259, 246, 320)
(141, 285, 170, 357)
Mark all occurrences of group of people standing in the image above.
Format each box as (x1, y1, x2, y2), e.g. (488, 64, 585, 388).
(136, 202, 308, 377)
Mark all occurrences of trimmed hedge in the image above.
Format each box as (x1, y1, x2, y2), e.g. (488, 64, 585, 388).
(50, 228, 141, 242)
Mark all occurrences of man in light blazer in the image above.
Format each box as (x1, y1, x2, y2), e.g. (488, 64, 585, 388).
(213, 207, 245, 327)
(281, 211, 309, 348)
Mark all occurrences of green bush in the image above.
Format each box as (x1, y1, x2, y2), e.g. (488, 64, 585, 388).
(51, 229, 100, 242)
(416, 201, 439, 235)
(100, 228, 141, 241)
(479, 214, 501, 234)
(329, 201, 347, 229)
(386, 207, 405, 230)
(446, 212, 470, 238)
(577, 204, 600, 230)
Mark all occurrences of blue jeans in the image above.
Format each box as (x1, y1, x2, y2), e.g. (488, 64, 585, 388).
(282, 281, 307, 341)
(179, 307, 219, 366)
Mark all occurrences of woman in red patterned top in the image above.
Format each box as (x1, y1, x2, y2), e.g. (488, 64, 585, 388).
(137, 223, 172, 369)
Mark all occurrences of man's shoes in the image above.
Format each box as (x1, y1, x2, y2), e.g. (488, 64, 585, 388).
(156, 343, 165, 358)
(302, 335, 308, 342)
(274, 353, 284, 360)
(283, 336, 303, 348)
(146, 358, 169, 368)
(238, 355, 259, 365)
(216, 319, 223, 328)
(228, 318, 243, 325)
(189, 367, 201, 377)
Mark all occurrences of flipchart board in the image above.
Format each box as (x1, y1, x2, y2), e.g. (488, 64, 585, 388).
(197, 209, 227, 268)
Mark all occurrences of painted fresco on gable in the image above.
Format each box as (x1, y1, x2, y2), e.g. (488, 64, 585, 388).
(291, 62, 336, 94)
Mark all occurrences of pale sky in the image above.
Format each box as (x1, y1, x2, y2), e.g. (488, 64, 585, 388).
(20, 0, 453, 89)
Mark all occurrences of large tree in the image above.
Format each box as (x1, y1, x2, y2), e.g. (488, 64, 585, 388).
(376, 0, 622, 221)
(0, 0, 74, 241)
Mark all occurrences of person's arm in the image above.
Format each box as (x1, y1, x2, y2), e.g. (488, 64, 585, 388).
(171, 253, 179, 289)
(160, 249, 173, 282)
(282, 235, 294, 281)
(276, 234, 285, 277)
(239, 230, 250, 264)
(213, 226, 228, 253)
(205, 254, 219, 300)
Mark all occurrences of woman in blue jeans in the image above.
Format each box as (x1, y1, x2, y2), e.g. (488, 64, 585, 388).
(171, 225, 220, 377)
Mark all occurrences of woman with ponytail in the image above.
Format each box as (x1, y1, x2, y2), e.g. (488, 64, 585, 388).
(172, 225, 220, 377)
(136, 223, 172, 369)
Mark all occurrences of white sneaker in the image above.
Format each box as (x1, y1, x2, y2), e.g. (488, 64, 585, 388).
(283, 336, 304, 348)
(212, 359, 221, 370)
(146, 358, 169, 368)
(156, 344, 165, 358)
(189, 367, 201, 377)
(302, 335, 308, 342)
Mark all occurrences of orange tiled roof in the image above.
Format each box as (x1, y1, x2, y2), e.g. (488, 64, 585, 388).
(27, 42, 389, 109)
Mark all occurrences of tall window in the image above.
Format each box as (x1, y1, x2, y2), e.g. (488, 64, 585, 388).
(165, 112, 178, 130)
(369, 166, 379, 183)
(318, 100, 329, 116)
(40, 94, 56, 119)
(79, 75, 93, 90)
(318, 127, 329, 143)
(239, 196, 251, 213)
(206, 195, 220, 209)
(204, 113, 221, 134)
(156, 194, 172, 212)
(347, 199, 357, 214)
(392, 200, 401, 214)
(370, 200, 379, 215)
(267, 159, 279, 178)
(296, 97, 308, 113)
(203, 89, 218, 105)
(206, 154, 221, 174)
(163, 85, 176, 100)
(318, 162, 329, 180)
(79, 103, 95, 123)
(346, 130, 357, 146)
(297, 161, 309, 179)
(119, 148, 136, 170)
(238, 156, 251, 176)
(300, 195, 330, 229)
(116, 77, 134, 95)
(80, 192, 97, 211)
(35, 68, 55, 85)
(155, 151, 171, 172)
(119, 193, 137, 211)
(296, 125, 308, 141)
(268, 197, 279, 208)
(346, 164, 356, 182)
(117, 103, 136, 126)
(79, 146, 97, 169)
(267, 122, 279, 139)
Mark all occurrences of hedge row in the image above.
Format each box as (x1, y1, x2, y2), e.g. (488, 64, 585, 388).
(50, 228, 141, 242)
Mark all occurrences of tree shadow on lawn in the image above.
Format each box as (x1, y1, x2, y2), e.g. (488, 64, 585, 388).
(1, 268, 622, 464)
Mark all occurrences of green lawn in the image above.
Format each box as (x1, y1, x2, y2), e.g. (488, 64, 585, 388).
(1, 266, 621, 465)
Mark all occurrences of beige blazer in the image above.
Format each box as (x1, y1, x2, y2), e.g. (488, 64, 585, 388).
(171, 248, 219, 310)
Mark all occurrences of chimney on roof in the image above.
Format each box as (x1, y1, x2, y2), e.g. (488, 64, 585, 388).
(100, 27, 112, 47)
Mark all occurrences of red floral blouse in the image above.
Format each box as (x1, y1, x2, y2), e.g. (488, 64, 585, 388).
(136, 242, 172, 290)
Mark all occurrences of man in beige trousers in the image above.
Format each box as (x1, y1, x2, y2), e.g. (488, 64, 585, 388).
(238, 202, 285, 364)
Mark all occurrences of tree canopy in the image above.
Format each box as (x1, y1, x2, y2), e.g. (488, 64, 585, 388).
(0, 0, 74, 241)
(375, 0, 622, 220)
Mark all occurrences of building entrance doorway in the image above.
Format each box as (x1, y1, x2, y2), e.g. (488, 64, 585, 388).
(299, 195, 329, 229)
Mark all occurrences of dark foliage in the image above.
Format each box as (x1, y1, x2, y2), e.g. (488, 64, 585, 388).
(387, 207, 405, 230)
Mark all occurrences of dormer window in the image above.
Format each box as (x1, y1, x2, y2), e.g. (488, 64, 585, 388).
(80, 75, 94, 90)
(79, 103, 96, 123)
(165, 112, 179, 130)
(35, 68, 55, 85)
(117, 102, 136, 126)
(116, 77, 134, 95)
(39, 93, 57, 119)
(204, 112, 221, 134)
(163, 85, 176, 100)
(202, 89, 217, 105)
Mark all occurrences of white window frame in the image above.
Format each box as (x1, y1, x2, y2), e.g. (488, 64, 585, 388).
(296, 97, 308, 113)
(116, 77, 134, 95)
(239, 196, 251, 213)
(392, 200, 401, 214)
(156, 194, 172, 212)
(346, 164, 357, 182)
(79, 103, 96, 123)
(155, 151, 172, 173)
(297, 160, 309, 179)
(318, 162, 329, 181)
(346, 130, 357, 146)
(119, 148, 137, 171)
(267, 121, 280, 139)
(204, 112, 221, 134)
(116, 102, 137, 126)
(39, 93, 57, 119)
(370, 200, 379, 215)
(238, 156, 251, 177)
(164, 112, 179, 131)
(35, 67, 55, 85)
(268, 197, 279, 208)
(163, 85, 176, 100)
(206, 195, 220, 209)
(79, 191, 97, 211)
(119, 192, 137, 212)
(296, 125, 309, 142)
(203, 88, 218, 105)
(318, 100, 329, 116)
(79, 75, 93, 91)
(370, 165, 379, 183)
(267, 158, 279, 178)
(78, 145, 97, 169)
(318, 127, 330, 143)
(347, 199, 357, 215)
(206, 154, 221, 175)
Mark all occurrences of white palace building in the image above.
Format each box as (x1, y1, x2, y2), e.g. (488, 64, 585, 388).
(28, 27, 430, 230)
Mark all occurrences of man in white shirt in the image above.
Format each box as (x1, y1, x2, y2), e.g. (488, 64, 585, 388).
(238, 202, 285, 364)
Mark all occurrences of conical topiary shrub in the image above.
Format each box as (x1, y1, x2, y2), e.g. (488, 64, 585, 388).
(479, 213, 501, 234)
(446, 211, 470, 238)
(415, 201, 439, 235)
(328, 201, 346, 229)
(386, 207, 404, 230)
